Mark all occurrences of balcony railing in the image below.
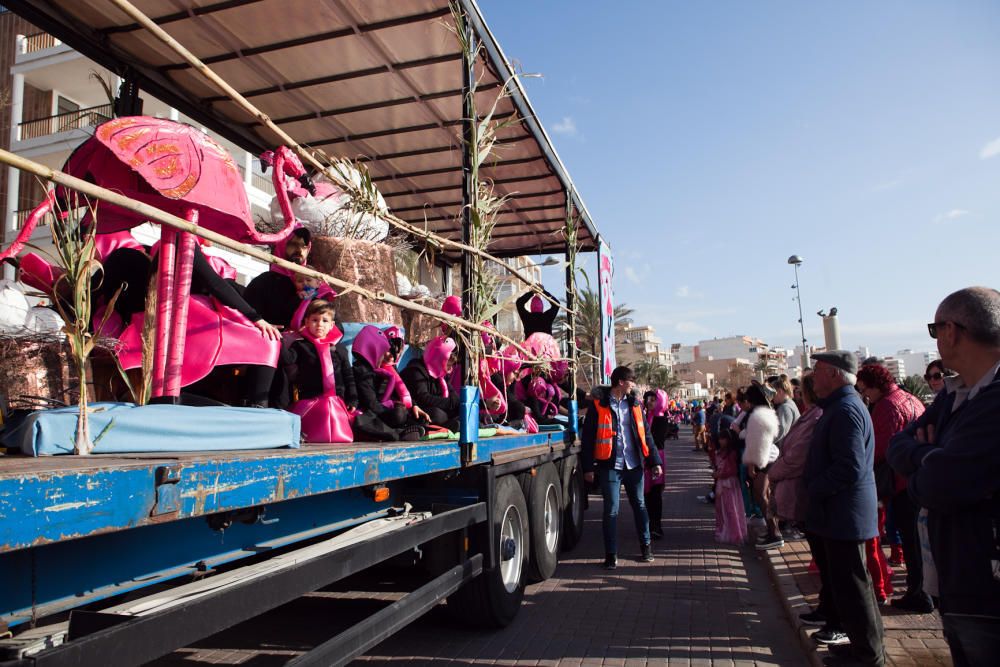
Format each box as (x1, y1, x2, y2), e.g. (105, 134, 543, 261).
(14, 208, 47, 229)
(18, 104, 113, 142)
(21, 32, 60, 54)
(250, 170, 275, 196)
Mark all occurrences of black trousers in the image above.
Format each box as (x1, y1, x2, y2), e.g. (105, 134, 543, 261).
(891, 490, 930, 601)
(644, 483, 664, 533)
(806, 531, 837, 624)
(823, 536, 885, 665)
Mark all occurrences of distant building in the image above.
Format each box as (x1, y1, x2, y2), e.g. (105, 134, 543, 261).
(895, 349, 939, 378)
(489, 257, 543, 342)
(619, 324, 671, 367)
(882, 357, 906, 380)
(671, 343, 696, 365)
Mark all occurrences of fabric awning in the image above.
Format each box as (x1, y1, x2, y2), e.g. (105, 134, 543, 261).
(6, 0, 602, 258)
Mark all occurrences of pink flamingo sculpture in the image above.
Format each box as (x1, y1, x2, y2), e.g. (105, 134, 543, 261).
(0, 116, 311, 402)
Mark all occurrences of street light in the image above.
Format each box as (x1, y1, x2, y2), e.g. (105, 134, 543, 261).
(787, 255, 809, 369)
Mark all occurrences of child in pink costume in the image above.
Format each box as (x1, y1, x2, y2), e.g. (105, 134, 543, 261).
(714, 429, 748, 545)
(284, 300, 354, 443)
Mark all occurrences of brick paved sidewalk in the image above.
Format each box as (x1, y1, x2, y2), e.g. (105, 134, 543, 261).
(355, 430, 805, 666)
(758, 528, 952, 666)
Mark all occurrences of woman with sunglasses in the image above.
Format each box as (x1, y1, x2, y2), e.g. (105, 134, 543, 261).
(924, 360, 949, 398)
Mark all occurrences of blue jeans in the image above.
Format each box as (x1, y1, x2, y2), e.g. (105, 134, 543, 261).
(942, 613, 1000, 667)
(597, 466, 650, 555)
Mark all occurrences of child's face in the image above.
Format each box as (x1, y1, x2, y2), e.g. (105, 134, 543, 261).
(305, 311, 335, 339)
(294, 273, 320, 296)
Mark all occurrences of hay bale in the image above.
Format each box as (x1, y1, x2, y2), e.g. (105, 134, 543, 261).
(309, 236, 401, 325)
(402, 297, 444, 347)
(0, 336, 77, 406)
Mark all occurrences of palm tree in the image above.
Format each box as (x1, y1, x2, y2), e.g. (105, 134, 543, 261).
(899, 375, 932, 403)
(555, 287, 634, 384)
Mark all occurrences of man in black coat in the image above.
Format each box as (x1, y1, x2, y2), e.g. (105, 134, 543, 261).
(244, 227, 312, 329)
(804, 351, 884, 666)
(888, 287, 1000, 667)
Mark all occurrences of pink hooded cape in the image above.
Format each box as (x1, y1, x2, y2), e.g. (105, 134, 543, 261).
(379, 326, 412, 409)
(424, 336, 457, 398)
(353, 325, 406, 411)
(644, 388, 668, 488)
(287, 324, 353, 443)
(290, 283, 337, 330)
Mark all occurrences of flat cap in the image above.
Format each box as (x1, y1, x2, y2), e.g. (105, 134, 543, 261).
(811, 350, 858, 374)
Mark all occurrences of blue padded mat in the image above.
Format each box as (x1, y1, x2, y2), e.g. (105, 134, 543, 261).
(2, 402, 301, 456)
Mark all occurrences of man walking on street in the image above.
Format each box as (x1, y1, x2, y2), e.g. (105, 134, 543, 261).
(888, 287, 1000, 667)
(582, 366, 663, 570)
(804, 351, 885, 666)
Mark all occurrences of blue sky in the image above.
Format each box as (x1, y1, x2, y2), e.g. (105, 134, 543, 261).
(483, 0, 1000, 356)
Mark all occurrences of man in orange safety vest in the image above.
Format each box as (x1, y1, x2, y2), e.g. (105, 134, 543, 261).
(582, 366, 663, 570)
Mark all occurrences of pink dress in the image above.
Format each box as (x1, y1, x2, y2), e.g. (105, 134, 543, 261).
(287, 326, 354, 444)
(715, 450, 748, 544)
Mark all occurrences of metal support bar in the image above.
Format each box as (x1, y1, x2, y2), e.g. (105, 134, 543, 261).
(24, 504, 486, 667)
(286, 555, 483, 667)
(459, 7, 476, 387)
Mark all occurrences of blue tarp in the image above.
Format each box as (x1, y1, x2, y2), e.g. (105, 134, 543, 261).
(2, 402, 300, 456)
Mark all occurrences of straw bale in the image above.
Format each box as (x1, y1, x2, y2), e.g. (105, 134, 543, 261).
(309, 237, 401, 325)
(0, 337, 77, 406)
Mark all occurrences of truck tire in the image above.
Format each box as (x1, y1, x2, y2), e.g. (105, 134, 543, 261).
(525, 462, 561, 582)
(447, 474, 528, 628)
(561, 454, 585, 552)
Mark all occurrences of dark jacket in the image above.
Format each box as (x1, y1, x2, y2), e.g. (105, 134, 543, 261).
(803, 384, 878, 541)
(887, 366, 1000, 617)
(281, 336, 357, 406)
(515, 290, 558, 337)
(244, 271, 299, 329)
(580, 387, 662, 473)
(352, 356, 392, 418)
(400, 358, 460, 416)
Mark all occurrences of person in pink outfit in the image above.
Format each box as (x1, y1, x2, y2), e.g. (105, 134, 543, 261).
(643, 389, 670, 539)
(714, 429, 748, 545)
(282, 300, 356, 443)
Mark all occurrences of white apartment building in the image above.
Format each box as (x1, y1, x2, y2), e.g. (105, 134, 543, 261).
(895, 349, 938, 378)
(489, 256, 543, 341)
(697, 335, 760, 362)
(1, 18, 273, 282)
(882, 357, 906, 380)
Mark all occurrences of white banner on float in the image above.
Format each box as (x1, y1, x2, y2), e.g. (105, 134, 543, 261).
(597, 240, 615, 384)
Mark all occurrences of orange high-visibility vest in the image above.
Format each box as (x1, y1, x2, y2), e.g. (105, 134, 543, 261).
(592, 399, 650, 461)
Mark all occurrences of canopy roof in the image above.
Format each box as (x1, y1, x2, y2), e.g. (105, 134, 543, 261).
(7, 0, 601, 258)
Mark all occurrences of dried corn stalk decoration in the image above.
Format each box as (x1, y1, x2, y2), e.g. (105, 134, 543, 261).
(44, 193, 119, 454)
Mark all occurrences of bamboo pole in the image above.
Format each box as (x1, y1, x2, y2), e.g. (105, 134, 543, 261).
(0, 147, 549, 360)
(107, 0, 568, 315)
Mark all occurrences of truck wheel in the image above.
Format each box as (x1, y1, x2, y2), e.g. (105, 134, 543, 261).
(525, 463, 561, 582)
(561, 454, 585, 551)
(448, 474, 528, 627)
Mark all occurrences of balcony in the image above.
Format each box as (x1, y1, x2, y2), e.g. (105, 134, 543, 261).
(18, 104, 113, 142)
(21, 32, 60, 55)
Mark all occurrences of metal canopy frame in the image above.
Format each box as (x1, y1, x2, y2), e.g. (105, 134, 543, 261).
(3, 0, 601, 260)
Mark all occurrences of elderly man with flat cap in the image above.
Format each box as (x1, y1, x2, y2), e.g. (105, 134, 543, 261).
(804, 350, 884, 666)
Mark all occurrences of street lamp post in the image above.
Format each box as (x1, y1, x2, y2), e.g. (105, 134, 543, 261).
(788, 255, 809, 370)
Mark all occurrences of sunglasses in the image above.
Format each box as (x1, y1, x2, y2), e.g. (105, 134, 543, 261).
(927, 320, 965, 339)
(924, 372, 944, 381)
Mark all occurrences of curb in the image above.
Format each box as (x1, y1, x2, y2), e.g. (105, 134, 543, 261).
(759, 543, 825, 667)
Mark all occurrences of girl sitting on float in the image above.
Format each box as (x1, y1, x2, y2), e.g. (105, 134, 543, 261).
(281, 299, 356, 443)
(351, 324, 429, 441)
(400, 335, 461, 432)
